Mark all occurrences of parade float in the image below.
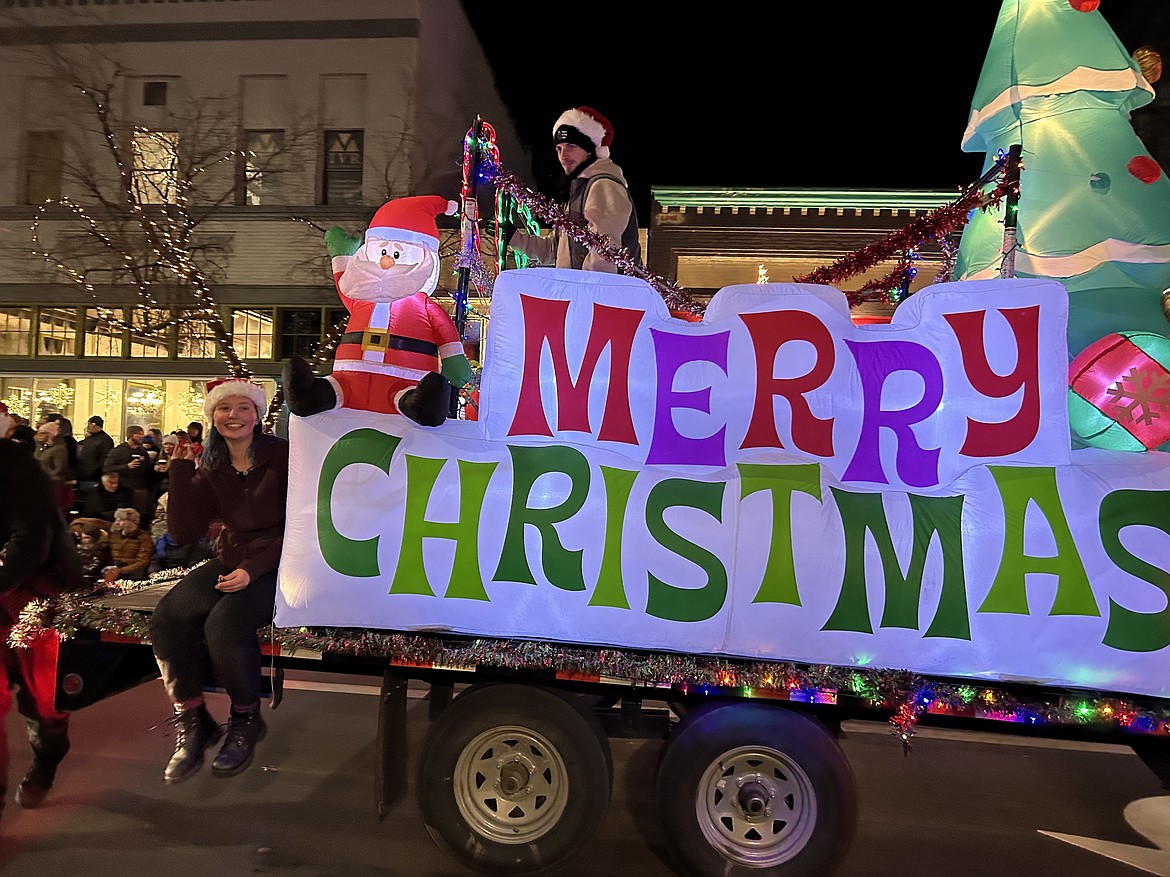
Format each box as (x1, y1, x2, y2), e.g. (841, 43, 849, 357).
(17, 2, 1170, 876)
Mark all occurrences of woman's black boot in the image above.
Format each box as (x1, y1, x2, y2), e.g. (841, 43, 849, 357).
(164, 703, 222, 784)
(212, 707, 267, 777)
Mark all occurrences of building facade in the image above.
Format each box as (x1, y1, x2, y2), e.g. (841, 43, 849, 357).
(0, 0, 526, 437)
(648, 187, 971, 324)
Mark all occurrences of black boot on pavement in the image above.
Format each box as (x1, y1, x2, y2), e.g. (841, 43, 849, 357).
(212, 707, 267, 777)
(17, 721, 69, 808)
(164, 703, 222, 785)
(16, 758, 60, 808)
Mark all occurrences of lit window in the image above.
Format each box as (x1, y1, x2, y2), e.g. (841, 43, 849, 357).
(125, 381, 165, 428)
(177, 315, 218, 360)
(33, 379, 75, 426)
(0, 381, 33, 422)
(0, 308, 34, 356)
(232, 308, 273, 360)
(132, 130, 180, 205)
(243, 129, 286, 205)
(323, 129, 363, 205)
(37, 307, 79, 356)
(84, 308, 126, 357)
(24, 131, 63, 204)
(129, 308, 173, 359)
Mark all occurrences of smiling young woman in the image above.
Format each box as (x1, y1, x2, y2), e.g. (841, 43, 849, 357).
(147, 378, 289, 784)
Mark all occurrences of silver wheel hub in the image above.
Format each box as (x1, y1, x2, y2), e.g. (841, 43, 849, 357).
(453, 725, 570, 845)
(696, 746, 817, 867)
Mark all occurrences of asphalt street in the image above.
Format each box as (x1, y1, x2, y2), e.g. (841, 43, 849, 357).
(0, 672, 1165, 877)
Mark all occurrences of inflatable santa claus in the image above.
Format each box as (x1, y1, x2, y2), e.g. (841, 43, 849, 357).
(282, 195, 471, 426)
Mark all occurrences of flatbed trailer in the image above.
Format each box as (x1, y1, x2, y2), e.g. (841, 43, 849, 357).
(30, 271, 1170, 877)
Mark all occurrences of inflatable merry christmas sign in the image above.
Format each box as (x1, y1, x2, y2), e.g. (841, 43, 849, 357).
(277, 270, 1170, 700)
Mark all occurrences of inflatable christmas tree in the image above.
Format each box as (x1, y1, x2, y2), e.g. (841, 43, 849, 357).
(954, 0, 1170, 360)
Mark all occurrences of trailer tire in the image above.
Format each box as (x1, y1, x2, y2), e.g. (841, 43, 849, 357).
(417, 682, 612, 875)
(655, 701, 857, 877)
(557, 691, 615, 782)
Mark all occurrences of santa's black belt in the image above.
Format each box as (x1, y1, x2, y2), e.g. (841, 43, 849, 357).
(339, 331, 439, 357)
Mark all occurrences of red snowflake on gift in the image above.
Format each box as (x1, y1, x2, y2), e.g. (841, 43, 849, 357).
(1104, 366, 1170, 426)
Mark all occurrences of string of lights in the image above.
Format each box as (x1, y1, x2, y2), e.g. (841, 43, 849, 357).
(29, 77, 270, 426)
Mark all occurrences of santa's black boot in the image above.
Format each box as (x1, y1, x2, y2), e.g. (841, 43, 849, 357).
(398, 372, 452, 427)
(281, 355, 337, 417)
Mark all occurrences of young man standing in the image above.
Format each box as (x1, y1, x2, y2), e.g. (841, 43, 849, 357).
(507, 106, 641, 273)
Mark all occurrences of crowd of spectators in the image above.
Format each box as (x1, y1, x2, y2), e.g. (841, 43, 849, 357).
(9, 412, 216, 580)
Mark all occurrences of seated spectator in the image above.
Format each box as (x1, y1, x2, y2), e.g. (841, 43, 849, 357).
(83, 471, 134, 520)
(106, 507, 153, 581)
(149, 531, 217, 575)
(75, 525, 113, 587)
(70, 516, 113, 541)
(147, 492, 217, 574)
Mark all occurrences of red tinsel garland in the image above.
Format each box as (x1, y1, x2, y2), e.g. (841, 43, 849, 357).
(487, 166, 704, 316)
(488, 160, 1010, 317)
(794, 179, 1011, 295)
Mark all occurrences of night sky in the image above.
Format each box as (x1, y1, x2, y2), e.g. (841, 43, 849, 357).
(461, 1, 1155, 218)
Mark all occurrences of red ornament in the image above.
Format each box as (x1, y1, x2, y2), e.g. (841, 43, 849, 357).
(1128, 155, 1163, 184)
(1069, 332, 1170, 450)
(1068, 0, 1099, 10)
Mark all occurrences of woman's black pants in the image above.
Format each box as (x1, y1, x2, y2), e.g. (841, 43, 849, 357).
(149, 559, 277, 706)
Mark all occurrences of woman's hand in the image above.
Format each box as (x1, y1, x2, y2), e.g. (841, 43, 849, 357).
(172, 443, 197, 462)
(215, 568, 252, 592)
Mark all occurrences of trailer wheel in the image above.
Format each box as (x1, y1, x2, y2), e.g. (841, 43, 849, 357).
(417, 682, 612, 875)
(655, 702, 857, 877)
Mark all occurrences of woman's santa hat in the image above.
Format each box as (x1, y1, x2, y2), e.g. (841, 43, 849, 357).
(0, 402, 10, 439)
(204, 377, 268, 423)
(552, 106, 613, 159)
(365, 195, 458, 295)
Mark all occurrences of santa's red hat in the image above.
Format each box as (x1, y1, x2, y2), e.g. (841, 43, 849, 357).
(204, 377, 268, 423)
(367, 195, 458, 250)
(552, 107, 613, 159)
(364, 195, 457, 294)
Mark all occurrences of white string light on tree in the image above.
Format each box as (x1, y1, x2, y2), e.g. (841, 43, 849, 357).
(30, 75, 257, 415)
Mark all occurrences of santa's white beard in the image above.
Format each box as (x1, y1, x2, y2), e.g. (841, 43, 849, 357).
(339, 254, 435, 301)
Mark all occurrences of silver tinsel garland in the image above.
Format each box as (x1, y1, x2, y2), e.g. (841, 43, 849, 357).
(10, 566, 1169, 747)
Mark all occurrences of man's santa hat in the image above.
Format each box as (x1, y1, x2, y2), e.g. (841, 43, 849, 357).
(0, 402, 10, 439)
(552, 106, 613, 159)
(204, 377, 268, 423)
(365, 195, 458, 295)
